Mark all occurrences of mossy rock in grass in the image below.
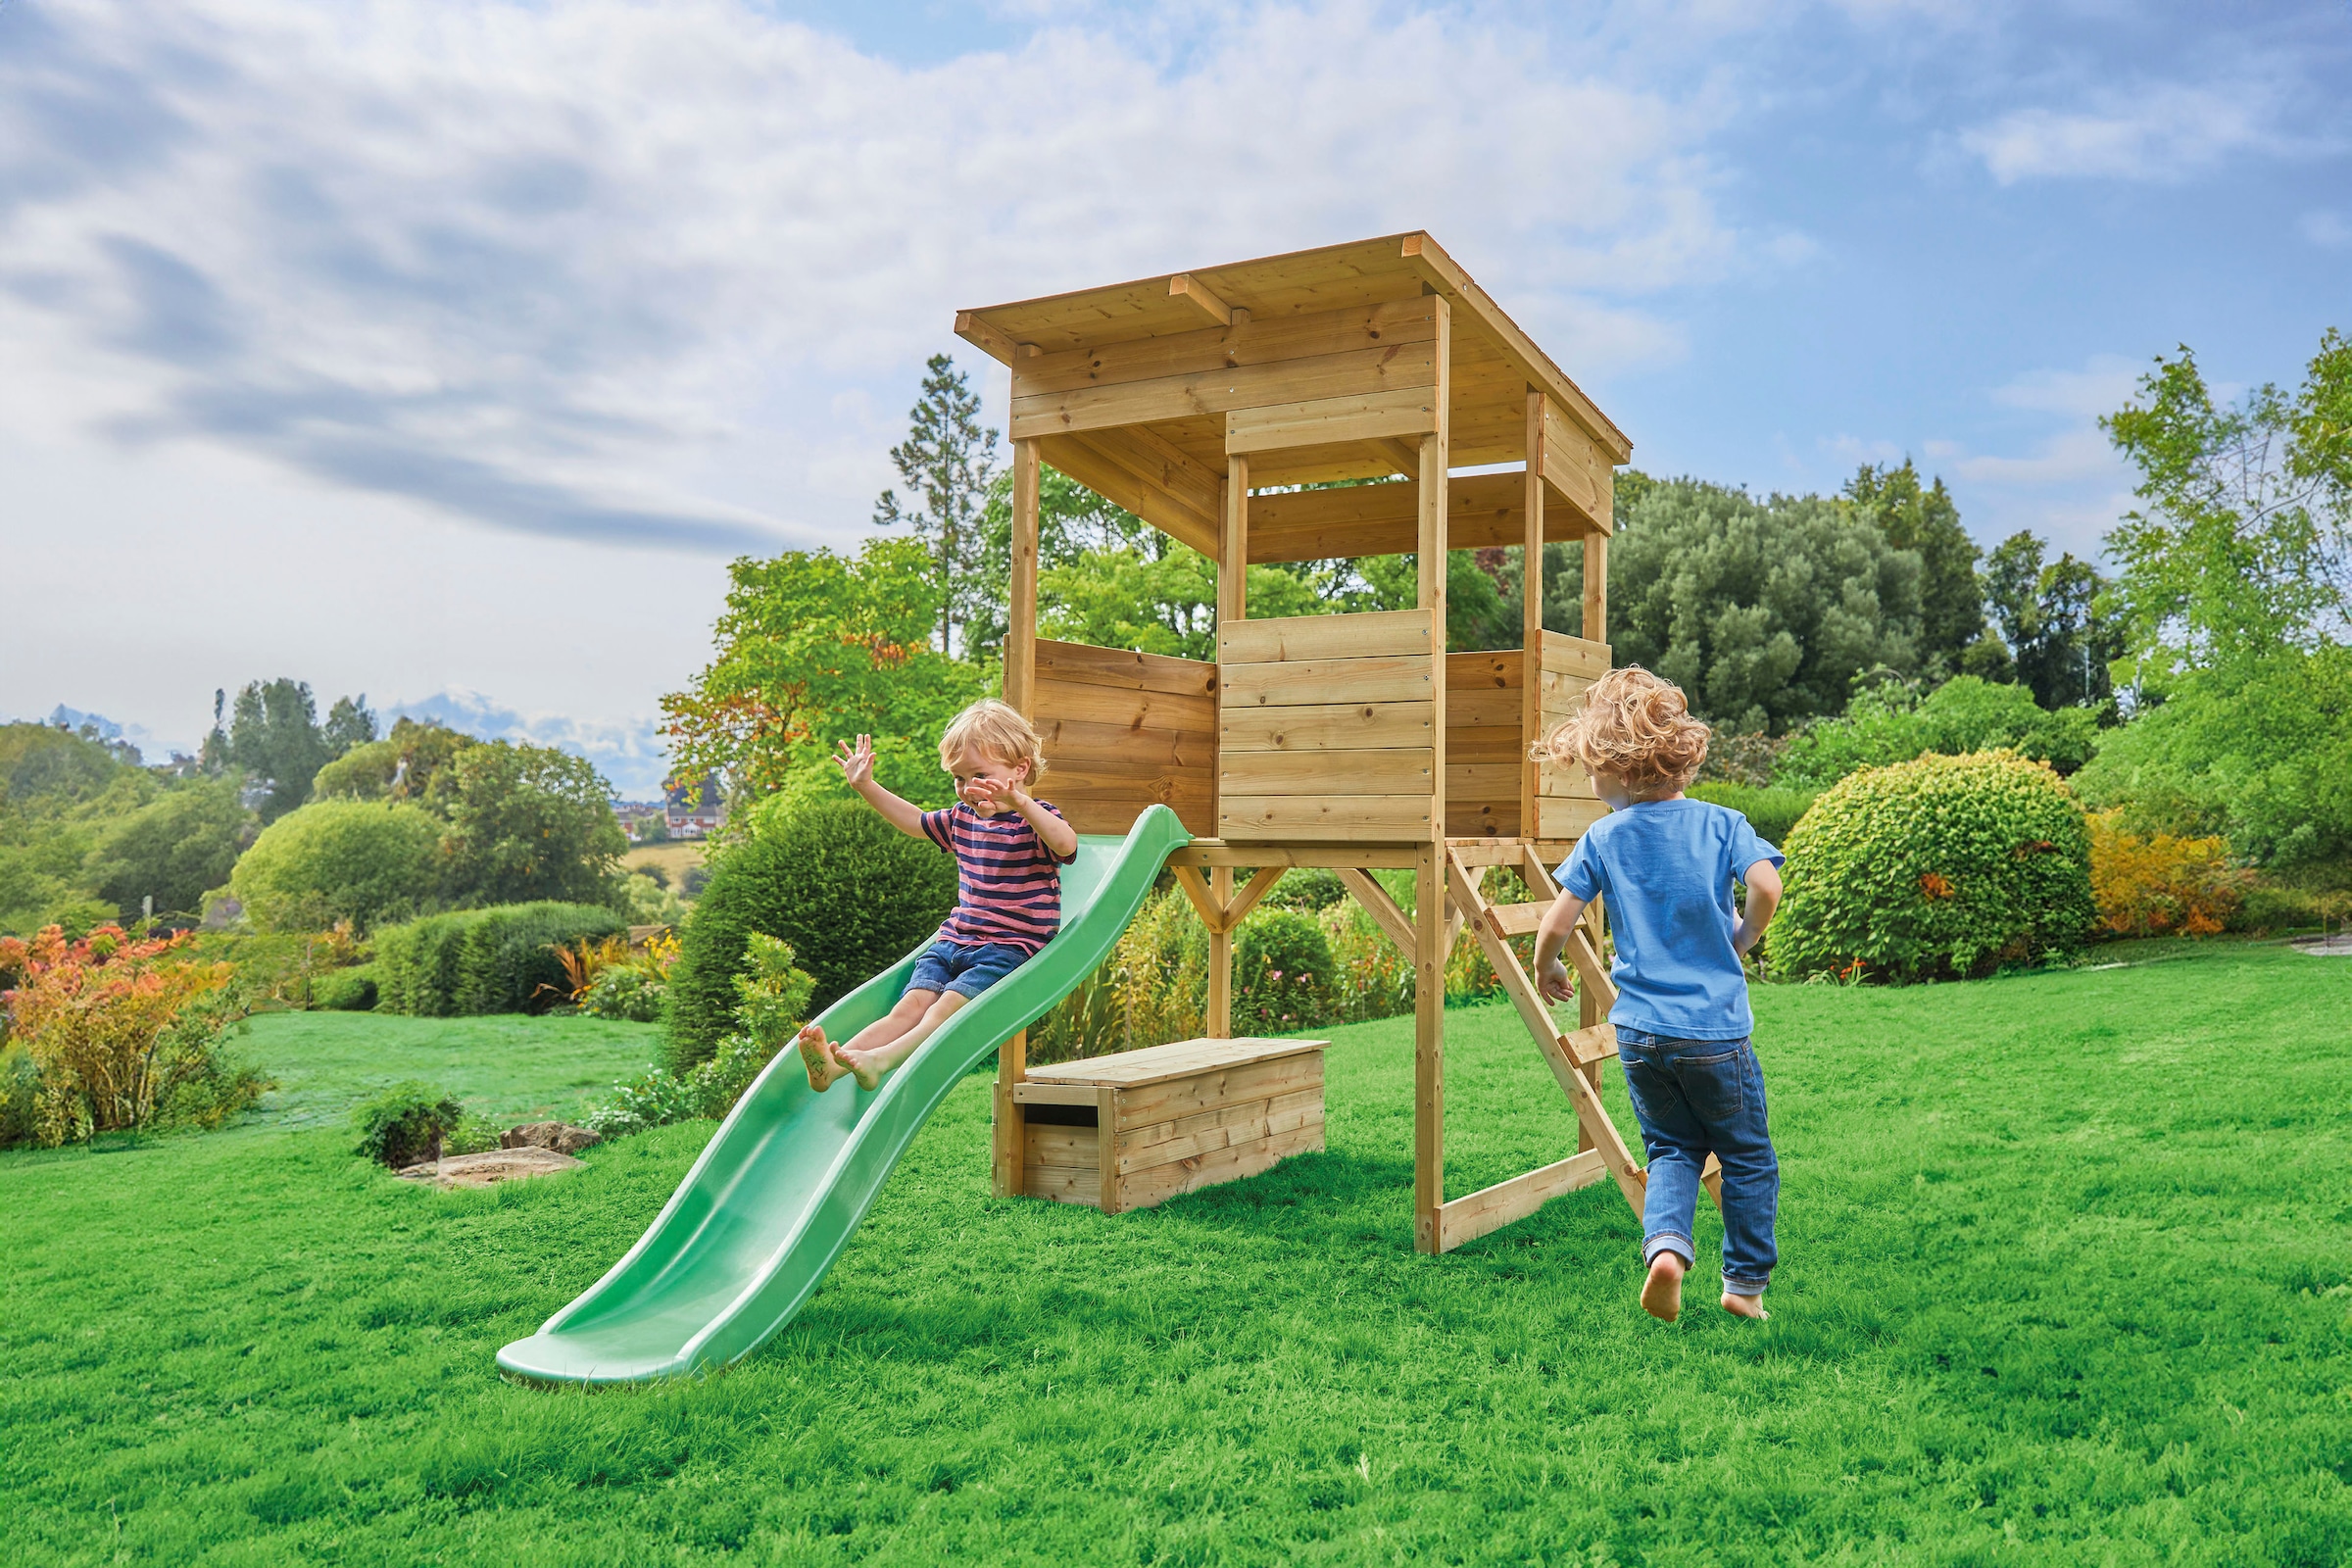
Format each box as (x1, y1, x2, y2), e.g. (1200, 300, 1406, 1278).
(1766, 749, 2095, 982)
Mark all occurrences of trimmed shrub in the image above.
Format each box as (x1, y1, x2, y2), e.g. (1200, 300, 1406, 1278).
(1767, 751, 2096, 982)
(227, 799, 443, 932)
(374, 903, 625, 1016)
(1233, 907, 1336, 1033)
(312, 965, 379, 1011)
(373, 911, 472, 1017)
(1688, 783, 1819, 852)
(352, 1082, 462, 1168)
(663, 802, 956, 1071)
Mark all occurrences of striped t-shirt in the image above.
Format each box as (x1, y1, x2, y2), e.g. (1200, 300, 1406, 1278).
(918, 801, 1076, 954)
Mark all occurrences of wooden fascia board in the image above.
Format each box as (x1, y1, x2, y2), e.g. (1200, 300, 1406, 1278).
(954, 310, 1022, 367)
(1396, 233, 1633, 465)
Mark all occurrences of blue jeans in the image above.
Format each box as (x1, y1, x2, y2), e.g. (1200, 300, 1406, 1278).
(1615, 1027, 1780, 1296)
(906, 940, 1028, 1000)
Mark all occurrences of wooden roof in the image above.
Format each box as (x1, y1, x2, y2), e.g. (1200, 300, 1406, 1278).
(956, 232, 1631, 468)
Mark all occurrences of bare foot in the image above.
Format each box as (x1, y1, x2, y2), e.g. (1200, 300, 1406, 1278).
(797, 1025, 849, 1093)
(1641, 1252, 1686, 1322)
(835, 1048, 881, 1093)
(1721, 1292, 1770, 1321)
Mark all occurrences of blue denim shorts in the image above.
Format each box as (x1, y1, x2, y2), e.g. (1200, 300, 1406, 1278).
(906, 939, 1028, 1000)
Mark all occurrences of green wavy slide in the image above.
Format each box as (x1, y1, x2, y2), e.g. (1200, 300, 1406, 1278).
(497, 805, 1192, 1386)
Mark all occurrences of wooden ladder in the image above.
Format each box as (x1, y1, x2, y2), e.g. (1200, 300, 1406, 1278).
(1443, 843, 1721, 1240)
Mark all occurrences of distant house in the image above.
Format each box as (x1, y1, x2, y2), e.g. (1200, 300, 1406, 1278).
(663, 776, 724, 839)
(611, 801, 667, 843)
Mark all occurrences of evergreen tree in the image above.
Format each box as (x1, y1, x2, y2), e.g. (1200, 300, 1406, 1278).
(873, 354, 1001, 658)
(1844, 460, 1985, 678)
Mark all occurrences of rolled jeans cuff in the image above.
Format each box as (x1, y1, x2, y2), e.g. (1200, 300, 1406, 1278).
(1722, 1275, 1770, 1297)
(1642, 1232, 1694, 1267)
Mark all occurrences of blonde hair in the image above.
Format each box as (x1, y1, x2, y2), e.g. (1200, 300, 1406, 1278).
(1537, 665, 1710, 798)
(939, 699, 1047, 784)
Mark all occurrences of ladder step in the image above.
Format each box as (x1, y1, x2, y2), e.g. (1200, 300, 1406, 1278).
(1484, 901, 1551, 938)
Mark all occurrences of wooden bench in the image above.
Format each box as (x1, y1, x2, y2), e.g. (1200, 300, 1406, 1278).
(998, 1037, 1328, 1215)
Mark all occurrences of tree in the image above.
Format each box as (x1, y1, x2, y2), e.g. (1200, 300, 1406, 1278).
(209, 678, 374, 822)
(2101, 329, 2352, 676)
(1982, 532, 2125, 710)
(322, 695, 378, 758)
(662, 536, 985, 814)
(311, 718, 477, 808)
(1844, 460, 1986, 679)
(84, 778, 253, 923)
(440, 743, 628, 909)
(873, 354, 1001, 658)
(1585, 478, 1925, 731)
(227, 799, 444, 931)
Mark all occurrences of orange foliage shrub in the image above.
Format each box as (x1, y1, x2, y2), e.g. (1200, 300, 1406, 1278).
(2087, 813, 2252, 938)
(0, 924, 238, 1145)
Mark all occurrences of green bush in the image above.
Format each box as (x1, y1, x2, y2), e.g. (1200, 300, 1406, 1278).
(1259, 868, 1346, 910)
(0, 1043, 36, 1148)
(1687, 783, 1819, 850)
(2235, 882, 2352, 936)
(1777, 676, 2102, 790)
(2072, 648, 2352, 870)
(311, 965, 378, 1011)
(663, 802, 956, 1071)
(373, 903, 624, 1016)
(579, 965, 663, 1022)
(1233, 906, 1336, 1033)
(587, 934, 815, 1137)
(85, 777, 253, 923)
(1767, 751, 2096, 982)
(227, 799, 443, 932)
(372, 911, 471, 1017)
(351, 1082, 462, 1168)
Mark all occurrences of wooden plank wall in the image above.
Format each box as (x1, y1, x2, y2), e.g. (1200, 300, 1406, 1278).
(1216, 609, 1437, 842)
(1534, 630, 1610, 841)
(1031, 639, 1217, 835)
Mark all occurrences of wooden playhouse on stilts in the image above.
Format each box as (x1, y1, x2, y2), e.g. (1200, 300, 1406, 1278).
(959, 233, 1694, 1254)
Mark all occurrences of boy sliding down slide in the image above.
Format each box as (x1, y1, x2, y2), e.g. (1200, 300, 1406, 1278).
(1531, 667, 1787, 1325)
(797, 700, 1078, 1094)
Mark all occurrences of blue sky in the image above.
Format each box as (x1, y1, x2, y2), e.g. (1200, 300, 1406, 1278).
(2, 0, 2346, 792)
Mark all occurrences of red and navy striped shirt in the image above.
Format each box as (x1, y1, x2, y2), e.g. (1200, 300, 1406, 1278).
(918, 801, 1076, 954)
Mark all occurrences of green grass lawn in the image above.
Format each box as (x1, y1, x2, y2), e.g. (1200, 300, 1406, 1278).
(5, 947, 2350, 1565)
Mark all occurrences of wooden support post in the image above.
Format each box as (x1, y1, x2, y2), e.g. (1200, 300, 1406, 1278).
(1584, 532, 1608, 645)
(1414, 841, 1446, 1253)
(1522, 390, 1546, 845)
(1220, 457, 1250, 625)
(1098, 1085, 1122, 1214)
(1207, 865, 1234, 1038)
(992, 1029, 1028, 1199)
(1577, 893, 1602, 1153)
(1005, 438, 1041, 716)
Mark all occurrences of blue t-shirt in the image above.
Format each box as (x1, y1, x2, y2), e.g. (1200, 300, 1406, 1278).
(1557, 800, 1785, 1041)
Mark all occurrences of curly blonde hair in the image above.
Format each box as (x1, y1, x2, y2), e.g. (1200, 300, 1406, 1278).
(938, 699, 1047, 784)
(1536, 665, 1709, 798)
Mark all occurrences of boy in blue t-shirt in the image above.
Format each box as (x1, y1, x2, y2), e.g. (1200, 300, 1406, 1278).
(1532, 667, 1786, 1323)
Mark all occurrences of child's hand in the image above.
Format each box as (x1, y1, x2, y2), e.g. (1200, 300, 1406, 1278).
(833, 735, 875, 789)
(962, 774, 1023, 813)
(1536, 957, 1574, 1004)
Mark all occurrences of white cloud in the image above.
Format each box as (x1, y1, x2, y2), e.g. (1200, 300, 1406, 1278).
(1819, 433, 1905, 466)
(1986, 354, 2143, 420)
(1961, 78, 2302, 184)
(2301, 209, 2352, 249)
(0, 0, 1741, 555)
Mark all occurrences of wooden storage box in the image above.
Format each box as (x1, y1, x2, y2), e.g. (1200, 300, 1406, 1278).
(1000, 1036, 1327, 1214)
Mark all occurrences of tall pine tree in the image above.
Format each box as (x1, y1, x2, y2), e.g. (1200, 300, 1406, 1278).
(873, 355, 1000, 658)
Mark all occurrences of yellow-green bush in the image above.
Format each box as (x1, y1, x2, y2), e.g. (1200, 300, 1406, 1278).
(1767, 751, 2095, 981)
